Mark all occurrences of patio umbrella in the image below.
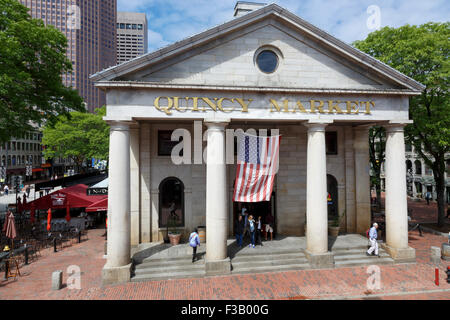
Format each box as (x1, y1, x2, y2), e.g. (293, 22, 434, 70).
(17, 197, 22, 214)
(3, 211, 17, 252)
(47, 208, 52, 231)
(65, 202, 71, 222)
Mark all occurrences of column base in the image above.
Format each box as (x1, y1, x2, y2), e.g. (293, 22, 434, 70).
(304, 250, 335, 269)
(381, 244, 416, 263)
(102, 263, 132, 286)
(205, 258, 231, 276)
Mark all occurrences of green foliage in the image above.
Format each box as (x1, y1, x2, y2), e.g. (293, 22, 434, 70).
(354, 22, 450, 225)
(0, 0, 84, 143)
(42, 106, 109, 167)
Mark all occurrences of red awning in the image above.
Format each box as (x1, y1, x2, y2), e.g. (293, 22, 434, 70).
(23, 184, 107, 211)
(85, 197, 108, 212)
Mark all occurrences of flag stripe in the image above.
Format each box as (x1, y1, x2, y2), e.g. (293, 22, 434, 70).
(233, 133, 280, 202)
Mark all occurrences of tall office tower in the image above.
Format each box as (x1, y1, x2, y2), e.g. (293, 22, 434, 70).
(116, 12, 148, 64)
(19, 0, 117, 112)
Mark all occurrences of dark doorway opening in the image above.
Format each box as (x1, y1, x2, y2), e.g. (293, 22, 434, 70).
(233, 191, 276, 238)
(327, 174, 338, 220)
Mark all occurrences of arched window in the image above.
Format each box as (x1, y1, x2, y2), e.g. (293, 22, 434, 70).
(327, 174, 338, 219)
(406, 160, 412, 173)
(1, 155, 5, 166)
(159, 177, 184, 228)
(414, 160, 422, 175)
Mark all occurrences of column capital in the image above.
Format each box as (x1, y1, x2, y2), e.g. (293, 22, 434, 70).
(303, 119, 333, 132)
(107, 121, 132, 131)
(204, 118, 230, 130)
(384, 120, 413, 133)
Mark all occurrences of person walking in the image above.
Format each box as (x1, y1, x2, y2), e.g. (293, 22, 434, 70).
(26, 186, 30, 198)
(3, 185, 8, 196)
(235, 215, 244, 247)
(366, 223, 380, 257)
(189, 228, 201, 263)
(265, 212, 274, 241)
(256, 216, 263, 246)
(426, 191, 431, 205)
(248, 215, 256, 248)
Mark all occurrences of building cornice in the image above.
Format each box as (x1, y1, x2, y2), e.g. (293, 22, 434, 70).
(94, 81, 421, 96)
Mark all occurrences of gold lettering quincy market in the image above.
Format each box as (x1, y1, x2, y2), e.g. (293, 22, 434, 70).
(153, 96, 374, 115)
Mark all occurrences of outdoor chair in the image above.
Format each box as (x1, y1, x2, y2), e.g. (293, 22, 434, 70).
(27, 239, 41, 259)
(408, 209, 423, 237)
(58, 232, 72, 249)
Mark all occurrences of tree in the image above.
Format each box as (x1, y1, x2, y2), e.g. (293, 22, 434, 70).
(42, 106, 109, 172)
(354, 22, 450, 226)
(0, 0, 84, 143)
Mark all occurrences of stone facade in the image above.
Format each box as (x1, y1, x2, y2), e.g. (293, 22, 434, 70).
(91, 4, 425, 284)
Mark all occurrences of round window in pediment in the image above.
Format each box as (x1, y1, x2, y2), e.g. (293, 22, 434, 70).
(256, 50, 279, 73)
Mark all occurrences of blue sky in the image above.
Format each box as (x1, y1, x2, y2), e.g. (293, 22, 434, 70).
(117, 0, 450, 52)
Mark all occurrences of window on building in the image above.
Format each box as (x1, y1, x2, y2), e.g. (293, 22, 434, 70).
(405, 143, 412, 152)
(256, 50, 279, 73)
(158, 130, 183, 156)
(158, 177, 184, 228)
(325, 131, 338, 155)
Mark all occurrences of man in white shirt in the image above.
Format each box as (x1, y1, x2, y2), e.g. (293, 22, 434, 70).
(366, 223, 380, 257)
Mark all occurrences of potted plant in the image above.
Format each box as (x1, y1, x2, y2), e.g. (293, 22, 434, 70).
(328, 211, 345, 237)
(167, 216, 181, 245)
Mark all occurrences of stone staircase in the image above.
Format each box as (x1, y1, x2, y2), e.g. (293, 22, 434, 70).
(131, 255, 206, 282)
(332, 244, 394, 268)
(230, 250, 310, 275)
(129, 237, 396, 282)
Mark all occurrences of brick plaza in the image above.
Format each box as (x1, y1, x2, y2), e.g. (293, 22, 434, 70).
(0, 225, 448, 300)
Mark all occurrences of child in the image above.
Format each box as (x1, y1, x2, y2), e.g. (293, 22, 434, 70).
(189, 228, 200, 263)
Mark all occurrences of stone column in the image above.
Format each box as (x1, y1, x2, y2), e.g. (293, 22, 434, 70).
(344, 127, 356, 233)
(382, 122, 416, 262)
(204, 119, 231, 275)
(103, 122, 132, 285)
(304, 120, 334, 268)
(140, 124, 152, 243)
(354, 126, 371, 234)
(130, 126, 140, 246)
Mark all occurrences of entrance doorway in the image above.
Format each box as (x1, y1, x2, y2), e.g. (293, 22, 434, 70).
(233, 191, 276, 238)
(327, 174, 338, 220)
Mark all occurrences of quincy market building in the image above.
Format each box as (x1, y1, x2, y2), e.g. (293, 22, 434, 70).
(91, 4, 425, 284)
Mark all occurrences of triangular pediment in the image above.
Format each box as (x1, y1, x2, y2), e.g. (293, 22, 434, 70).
(91, 4, 424, 93)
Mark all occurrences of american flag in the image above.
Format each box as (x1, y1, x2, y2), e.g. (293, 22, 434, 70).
(233, 133, 280, 202)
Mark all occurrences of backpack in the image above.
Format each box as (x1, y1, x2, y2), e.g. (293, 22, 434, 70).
(189, 233, 198, 247)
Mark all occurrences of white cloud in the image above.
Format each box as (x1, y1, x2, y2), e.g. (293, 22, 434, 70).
(117, 0, 450, 52)
(147, 29, 170, 51)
